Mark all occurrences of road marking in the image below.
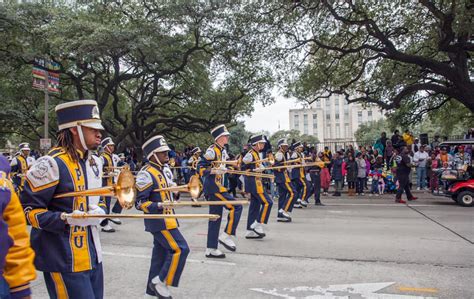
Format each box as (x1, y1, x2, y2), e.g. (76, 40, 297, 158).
(398, 286, 439, 293)
(251, 282, 438, 298)
(324, 203, 434, 207)
(102, 251, 236, 266)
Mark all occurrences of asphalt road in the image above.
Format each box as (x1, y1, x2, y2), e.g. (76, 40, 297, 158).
(31, 191, 473, 298)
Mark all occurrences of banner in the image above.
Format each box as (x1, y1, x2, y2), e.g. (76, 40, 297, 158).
(32, 58, 60, 93)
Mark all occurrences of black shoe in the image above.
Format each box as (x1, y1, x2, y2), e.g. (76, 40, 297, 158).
(315, 202, 325, 206)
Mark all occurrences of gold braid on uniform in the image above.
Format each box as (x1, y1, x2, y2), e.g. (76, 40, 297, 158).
(56, 129, 80, 162)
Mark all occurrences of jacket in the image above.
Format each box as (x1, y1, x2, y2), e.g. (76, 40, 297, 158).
(10, 155, 28, 191)
(290, 151, 305, 179)
(273, 150, 291, 184)
(197, 144, 228, 195)
(345, 160, 358, 182)
(21, 147, 106, 273)
(241, 149, 264, 194)
(135, 162, 178, 232)
(1, 172, 36, 298)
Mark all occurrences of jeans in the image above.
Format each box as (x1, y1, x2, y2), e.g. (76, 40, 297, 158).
(416, 167, 427, 188)
(356, 177, 365, 194)
(334, 179, 343, 193)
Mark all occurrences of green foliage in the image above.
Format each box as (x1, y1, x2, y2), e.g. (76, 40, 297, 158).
(354, 119, 391, 145)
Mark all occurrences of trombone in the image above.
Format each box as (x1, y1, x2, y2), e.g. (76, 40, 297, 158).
(211, 168, 275, 180)
(54, 166, 219, 220)
(246, 153, 275, 165)
(211, 157, 242, 168)
(152, 175, 201, 199)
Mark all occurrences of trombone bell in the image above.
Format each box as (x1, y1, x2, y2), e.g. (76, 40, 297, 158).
(153, 175, 201, 199)
(54, 166, 137, 210)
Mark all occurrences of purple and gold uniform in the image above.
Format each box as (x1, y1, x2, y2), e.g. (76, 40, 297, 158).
(0, 157, 36, 299)
(135, 135, 189, 297)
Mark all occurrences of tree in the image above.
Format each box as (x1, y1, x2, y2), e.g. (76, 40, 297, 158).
(0, 2, 273, 154)
(354, 119, 392, 145)
(237, 1, 474, 123)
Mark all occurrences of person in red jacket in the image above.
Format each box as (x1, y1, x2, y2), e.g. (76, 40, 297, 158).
(0, 155, 36, 299)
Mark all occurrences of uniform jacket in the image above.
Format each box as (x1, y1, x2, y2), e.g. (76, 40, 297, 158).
(241, 149, 264, 194)
(21, 147, 106, 273)
(290, 151, 305, 180)
(10, 155, 28, 191)
(273, 150, 291, 184)
(1, 172, 36, 298)
(101, 151, 116, 187)
(197, 144, 228, 195)
(135, 162, 178, 232)
(188, 154, 201, 176)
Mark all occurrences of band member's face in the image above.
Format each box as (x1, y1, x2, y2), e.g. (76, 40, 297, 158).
(106, 144, 115, 154)
(281, 145, 288, 152)
(217, 135, 229, 146)
(155, 151, 169, 164)
(82, 127, 102, 150)
(297, 147, 303, 153)
(256, 142, 265, 151)
(21, 150, 30, 157)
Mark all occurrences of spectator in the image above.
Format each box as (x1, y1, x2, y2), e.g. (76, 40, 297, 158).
(402, 129, 414, 147)
(345, 155, 357, 196)
(431, 134, 441, 149)
(428, 152, 439, 193)
(413, 145, 429, 190)
(464, 128, 474, 140)
(395, 146, 417, 203)
(319, 152, 331, 195)
(356, 153, 366, 196)
(384, 140, 394, 169)
(412, 138, 421, 153)
(391, 130, 401, 148)
(331, 151, 344, 197)
(436, 146, 454, 167)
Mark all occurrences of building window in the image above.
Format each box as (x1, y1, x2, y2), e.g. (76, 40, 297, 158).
(357, 111, 363, 124)
(326, 124, 331, 137)
(316, 101, 321, 108)
(303, 114, 308, 124)
(325, 98, 331, 108)
(336, 123, 341, 138)
(312, 114, 317, 129)
(368, 110, 373, 121)
(345, 123, 350, 138)
(294, 114, 299, 129)
(304, 124, 308, 135)
(326, 113, 331, 121)
(335, 112, 340, 120)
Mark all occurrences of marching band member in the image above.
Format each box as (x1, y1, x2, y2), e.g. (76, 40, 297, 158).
(10, 143, 31, 193)
(198, 125, 243, 258)
(21, 100, 107, 299)
(241, 134, 273, 239)
(100, 137, 122, 232)
(0, 156, 36, 299)
(135, 135, 189, 299)
(188, 147, 203, 201)
(273, 139, 295, 222)
(290, 141, 310, 208)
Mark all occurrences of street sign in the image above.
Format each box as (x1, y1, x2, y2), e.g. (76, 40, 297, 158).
(40, 138, 52, 150)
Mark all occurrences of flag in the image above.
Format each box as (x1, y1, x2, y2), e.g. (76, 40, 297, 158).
(32, 58, 60, 93)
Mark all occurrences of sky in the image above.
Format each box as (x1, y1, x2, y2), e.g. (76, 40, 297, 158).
(239, 94, 305, 134)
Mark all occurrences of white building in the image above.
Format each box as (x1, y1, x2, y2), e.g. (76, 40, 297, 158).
(289, 94, 384, 143)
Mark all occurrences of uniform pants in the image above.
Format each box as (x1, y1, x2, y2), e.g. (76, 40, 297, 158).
(100, 197, 123, 226)
(206, 192, 242, 249)
(396, 173, 414, 200)
(277, 181, 296, 212)
(43, 263, 103, 299)
(310, 174, 321, 203)
(292, 177, 311, 201)
(146, 229, 189, 295)
(246, 192, 273, 230)
(0, 276, 10, 299)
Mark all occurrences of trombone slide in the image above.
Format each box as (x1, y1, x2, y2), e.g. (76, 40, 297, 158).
(161, 200, 249, 207)
(65, 213, 220, 221)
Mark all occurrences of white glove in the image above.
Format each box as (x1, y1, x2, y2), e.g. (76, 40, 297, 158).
(86, 205, 106, 226)
(66, 210, 89, 227)
(212, 168, 226, 175)
(254, 164, 266, 172)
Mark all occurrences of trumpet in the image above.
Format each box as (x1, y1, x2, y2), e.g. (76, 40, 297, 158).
(153, 175, 201, 199)
(54, 166, 136, 209)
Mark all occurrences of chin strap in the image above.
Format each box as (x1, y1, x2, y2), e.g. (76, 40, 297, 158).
(153, 153, 163, 166)
(77, 125, 88, 151)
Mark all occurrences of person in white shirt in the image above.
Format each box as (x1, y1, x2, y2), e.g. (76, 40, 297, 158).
(413, 145, 429, 190)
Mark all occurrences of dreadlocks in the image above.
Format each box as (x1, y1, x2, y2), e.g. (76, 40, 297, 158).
(56, 129, 80, 162)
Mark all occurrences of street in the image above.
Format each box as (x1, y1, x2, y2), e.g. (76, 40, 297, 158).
(31, 192, 473, 299)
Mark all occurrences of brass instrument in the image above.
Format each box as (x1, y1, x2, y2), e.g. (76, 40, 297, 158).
(168, 157, 176, 167)
(161, 200, 249, 208)
(284, 156, 313, 164)
(248, 153, 275, 165)
(211, 157, 242, 169)
(211, 168, 275, 180)
(263, 161, 327, 171)
(153, 175, 201, 199)
(55, 166, 136, 209)
(64, 213, 220, 221)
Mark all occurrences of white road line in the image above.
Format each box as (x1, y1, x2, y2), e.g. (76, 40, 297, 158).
(324, 203, 434, 207)
(102, 251, 236, 266)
